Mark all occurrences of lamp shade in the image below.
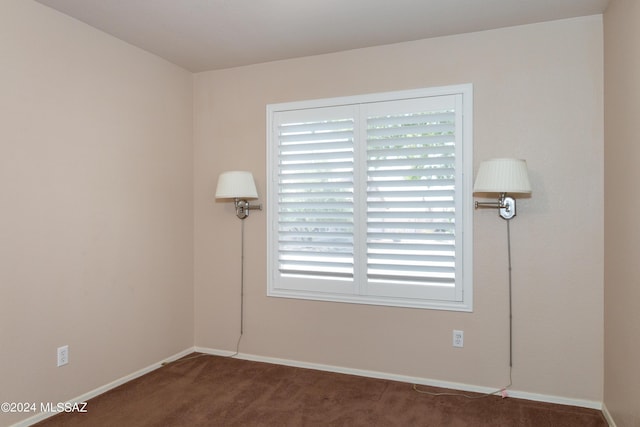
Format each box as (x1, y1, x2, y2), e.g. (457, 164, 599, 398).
(473, 158, 531, 194)
(215, 171, 258, 199)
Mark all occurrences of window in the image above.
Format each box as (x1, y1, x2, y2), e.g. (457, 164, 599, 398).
(267, 85, 473, 311)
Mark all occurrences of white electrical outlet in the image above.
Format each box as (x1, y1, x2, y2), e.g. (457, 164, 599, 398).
(57, 345, 69, 367)
(453, 330, 464, 348)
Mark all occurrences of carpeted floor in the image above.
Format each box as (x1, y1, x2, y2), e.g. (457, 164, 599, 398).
(34, 353, 607, 426)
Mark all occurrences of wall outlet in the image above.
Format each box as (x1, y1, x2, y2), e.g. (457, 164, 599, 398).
(452, 330, 464, 348)
(57, 345, 69, 367)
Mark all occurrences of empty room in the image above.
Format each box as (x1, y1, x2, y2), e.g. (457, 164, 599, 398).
(1, 0, 638, 426)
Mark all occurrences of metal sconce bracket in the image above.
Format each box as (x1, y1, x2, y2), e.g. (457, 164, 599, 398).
(475, 192, 516, 220)
(234, 198, 262, 219)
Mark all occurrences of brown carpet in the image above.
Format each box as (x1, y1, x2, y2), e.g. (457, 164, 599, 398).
(34, 353, 607, 427)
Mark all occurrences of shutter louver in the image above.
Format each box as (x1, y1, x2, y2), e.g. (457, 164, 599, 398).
(277, 114, 355, 280)
(366, 109, 456, 286)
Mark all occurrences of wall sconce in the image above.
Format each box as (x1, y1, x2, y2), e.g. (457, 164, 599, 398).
(473, 158, 532, 220)
(473, 158, 532, 387)
(215, 171, 262, 219)
(214, 171, 262, 352)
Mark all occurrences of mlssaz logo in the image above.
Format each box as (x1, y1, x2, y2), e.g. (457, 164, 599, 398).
(41, 402, 88, 413)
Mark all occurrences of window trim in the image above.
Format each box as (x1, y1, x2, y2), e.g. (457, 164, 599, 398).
(267, 84, 473, 312)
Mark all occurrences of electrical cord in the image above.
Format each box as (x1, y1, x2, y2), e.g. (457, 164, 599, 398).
(413, 367, 512, 399)
(229, 217, 246, 358)
(228, 333, 243, 358)
(507, 218, 513, 368)
(413, 218, 514, 399)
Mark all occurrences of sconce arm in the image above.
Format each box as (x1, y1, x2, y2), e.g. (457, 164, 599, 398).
(234, 198, 263, 220)
(474, 193, 517, 220)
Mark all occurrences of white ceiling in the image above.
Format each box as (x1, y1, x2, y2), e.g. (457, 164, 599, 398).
(35, 0, 610, 73)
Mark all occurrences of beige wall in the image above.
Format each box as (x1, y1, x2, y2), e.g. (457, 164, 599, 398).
(0, 1, 194, 425)
(603, 1, 640, 426)
(195, 16, 604, 402)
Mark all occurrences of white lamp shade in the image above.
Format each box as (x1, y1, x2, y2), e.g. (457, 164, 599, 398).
(473, 158, 532, 194)
(215, 171, 258, 199)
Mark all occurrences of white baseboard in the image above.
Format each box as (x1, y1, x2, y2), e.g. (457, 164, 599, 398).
(12, 347, 196, 427)
(14, 346, 605, 426)
(602, 403, 617, 427)
(196, 346, 603, 411)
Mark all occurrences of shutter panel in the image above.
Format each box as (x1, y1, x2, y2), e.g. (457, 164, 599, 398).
(276, 107, 355, 280)
(364, 97, 458, 288)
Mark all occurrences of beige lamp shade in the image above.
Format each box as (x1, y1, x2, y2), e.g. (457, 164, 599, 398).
(215, 171, 258, 199)
(473, 158, 532, 194)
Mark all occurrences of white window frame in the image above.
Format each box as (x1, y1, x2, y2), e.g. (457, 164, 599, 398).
(267, 84, 473, 311)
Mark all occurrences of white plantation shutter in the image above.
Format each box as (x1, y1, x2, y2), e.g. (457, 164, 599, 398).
(363, 97, 461, 301)
(268, 85, 472, 310)
(276, 107, 356, 284)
